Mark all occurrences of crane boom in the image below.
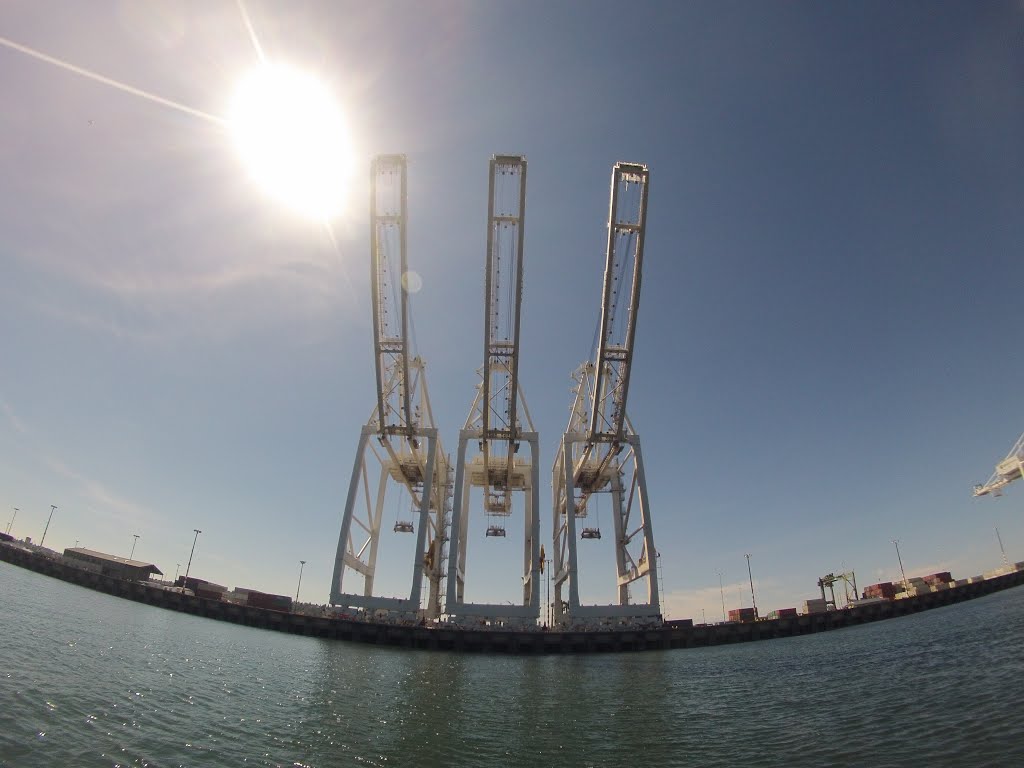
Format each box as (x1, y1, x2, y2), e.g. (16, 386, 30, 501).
(974, 431, 1024, 497)
(589, 163, 649, 443)
(370, 154, 414, 438)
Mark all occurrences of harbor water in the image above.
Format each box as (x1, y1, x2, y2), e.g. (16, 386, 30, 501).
(2, 560, 1023, 767)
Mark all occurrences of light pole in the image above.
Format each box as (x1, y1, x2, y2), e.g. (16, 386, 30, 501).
(544, 557, 552, 627)
(174, 563, 180, 581)
(656, 551, 667, 619)
(183, 529, 201, 587)
(991, 528, 1007, 569)
(745, 553, 758, 620)
(717, 570, 726, 623)
(892, 539, 908, 593)
(6, 507, 18, 535)
(40, 505, 56, 547)
(129, 534, 140, 560)
(295, 560, 306, 602)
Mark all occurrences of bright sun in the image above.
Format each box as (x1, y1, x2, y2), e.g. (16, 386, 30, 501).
(228, 63, 354, 220)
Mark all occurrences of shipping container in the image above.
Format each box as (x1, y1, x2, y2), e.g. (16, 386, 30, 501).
(802, 599, 828, 614)
(247, 590, 293, 612)
(727, 608, 756, 623)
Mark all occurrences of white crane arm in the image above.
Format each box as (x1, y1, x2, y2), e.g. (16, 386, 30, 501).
(974, 431, 1024, 497)
(588, 163, 649, 443)
(370, 155, 413, 437)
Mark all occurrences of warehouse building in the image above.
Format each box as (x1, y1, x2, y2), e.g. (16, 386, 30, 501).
(63, 547, 163, 581)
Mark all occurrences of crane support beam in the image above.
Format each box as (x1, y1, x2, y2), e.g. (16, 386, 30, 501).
(589, 163, 649, 443)
(482, 157, 527, 460)
(371, 154, 414, 439)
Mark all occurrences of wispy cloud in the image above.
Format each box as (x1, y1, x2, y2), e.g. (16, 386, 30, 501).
(42, 454, 155, 527)
(1, 396, 157, 527)
(19, 236, 360, 345)
(1, 398, 29, 435)
(663, 580, 762, 622)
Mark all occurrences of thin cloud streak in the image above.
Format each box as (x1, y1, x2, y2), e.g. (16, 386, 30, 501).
(0, 34, 226, 126)
(235, 0, 266, 64)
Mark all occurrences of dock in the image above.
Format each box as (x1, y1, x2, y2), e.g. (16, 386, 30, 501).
(3, 541, 1022, 655)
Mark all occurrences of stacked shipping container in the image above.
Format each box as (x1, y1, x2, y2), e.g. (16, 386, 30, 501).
(863, 582, 897, 600)
(246, 590, 293, 612)
(727, 607, 756, 623)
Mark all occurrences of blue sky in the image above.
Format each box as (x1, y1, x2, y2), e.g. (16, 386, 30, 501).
(2, 1, 1023, 620)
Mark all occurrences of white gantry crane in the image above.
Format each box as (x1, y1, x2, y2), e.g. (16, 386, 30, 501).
(974, 431, 1024, 498)
(445, 155, 542, 626)
(551, 162, 661, 627)
(331, 155, 453, 621)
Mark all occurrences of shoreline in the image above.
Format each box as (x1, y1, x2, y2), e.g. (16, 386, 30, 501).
(4, 541, 1022, 655)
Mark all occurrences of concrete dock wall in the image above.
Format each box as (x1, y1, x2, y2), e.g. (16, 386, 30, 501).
(3, 542, 1022, 655)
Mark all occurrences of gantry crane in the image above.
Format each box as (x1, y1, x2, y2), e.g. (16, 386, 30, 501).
(445, 155, 542, 626)
(331, 155, 453, 620)
(817, 571, 858, 609)
(974, 432, 1024, 497)
(550, 162, 660, 626)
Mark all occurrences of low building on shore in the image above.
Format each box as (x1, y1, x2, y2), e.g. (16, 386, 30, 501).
(175, 576, 228, 600)
(63, 547, 163, 581)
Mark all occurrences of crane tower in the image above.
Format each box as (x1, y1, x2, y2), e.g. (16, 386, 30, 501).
(551, 162, 660, 626)
(331, 155, 453, 620)
(974, 431, 1024, 498)
(445, 155, 542, 626)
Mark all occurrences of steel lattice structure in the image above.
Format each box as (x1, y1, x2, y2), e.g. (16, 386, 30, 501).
(551, 162, 661, 626)
(445, 155, 542, 625)
(331, 155, 453, 620)
(974, 431, 1024, 498)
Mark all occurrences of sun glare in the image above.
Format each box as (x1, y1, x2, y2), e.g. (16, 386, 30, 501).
(228, 64, 354, 220)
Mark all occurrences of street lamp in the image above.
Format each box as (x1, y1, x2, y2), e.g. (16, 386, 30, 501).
(183, 529, 202, 588)
(129, 534, 140, 561)
(6, 507, 18, 536)
(717, 570, 726, 623)
(656, 551, 667, 619)
(996, 527, 1009, 567)
(40, 505, 56, 547)
(174, 563, 180, 581)
(892, 539, 908, 593)
(546, 556, 553, 627)
(745, 553, 758, 620)
(295, 560, 306, 602)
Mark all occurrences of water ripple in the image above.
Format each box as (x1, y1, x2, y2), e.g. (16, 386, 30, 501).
(2, 561, 1024, 767)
